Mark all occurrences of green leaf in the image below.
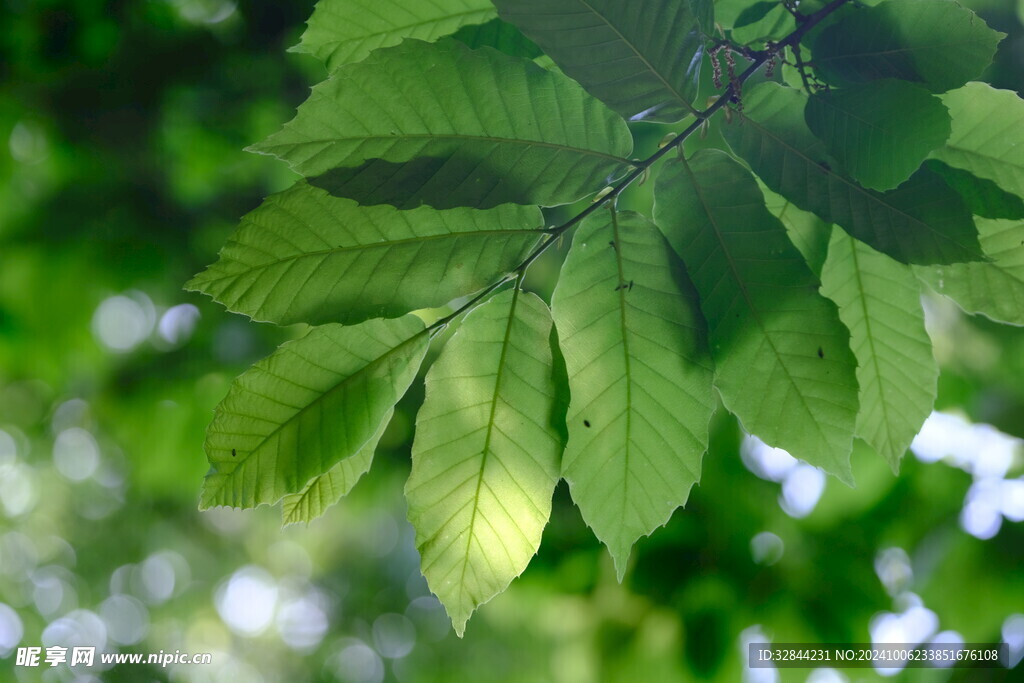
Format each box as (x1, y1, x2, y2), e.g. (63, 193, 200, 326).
(281, 409, 392, 525)
(655, 150, 858, 483)
(406, 289, 561, 636)
(925, 161, 1024, 220)
(805, 80, 951, 191)
(734, 2, 778, 29)
(252, 39, 633, 209)
(293, 0, 495, 71)
(722, 82, 982, 265)
(929, 82, 1024, 203)
(732, 4, 794, 44)
(714, 0, 795, 43)
(762, 186, 831, 277)
(200, 317, 429, 509)
(450, 18, 543, 59)
(819, 229, 937, 471)
(915, 218, 1024, 326)
(551, 211, 714, 577)
(493, 0, 711, 123)
(811, 0, 1003, 93)
(186, 182, 543, 326)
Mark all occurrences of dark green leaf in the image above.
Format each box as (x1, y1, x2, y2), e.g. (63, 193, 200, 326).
(552, 211, 715, 577)
(820, 230, 937, 471)
(762, 186, 832, 277)
(811, 0, 1003, 93)
(293, 0, 495, 71)
(406, 289, 561, 635)
(805, 80, 951, 191)
(925, 161, 1024, 220)
(253, 39, 632, 209)
(186, 182, 543, 326)
(734, 2, 778, 28)
(722, 82, 982, 265)
(655, 150, 858, 482)
(201, 317, 429, 509)
(450, 17, 542, 59)
(493, 0, 712, 123)
(714, 0, 795, 42)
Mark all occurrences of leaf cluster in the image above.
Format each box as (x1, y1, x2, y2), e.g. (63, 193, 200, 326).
(187, 0, 1022, 634)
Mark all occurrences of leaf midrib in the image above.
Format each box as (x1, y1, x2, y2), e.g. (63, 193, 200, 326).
(846, 234, 896, 455)
(193, 228, 542, 285)
(679, 158, 830, 446)
(820, 39, 982, 62)
(573, 0, 698, 116)
(457, 286, 520, 606)
(610, 210, 633, 537)
(258, 131, 632, 166)
(205, 328, 426, 501)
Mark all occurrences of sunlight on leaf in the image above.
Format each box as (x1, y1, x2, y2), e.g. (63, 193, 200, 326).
(406, 289, 561, 635)
(820, 229, 938, 471)
(551, 211, 714, 577)
(201, 317, 429, 509)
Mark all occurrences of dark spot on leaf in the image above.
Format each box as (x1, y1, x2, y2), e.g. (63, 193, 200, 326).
(817, 347, 824, 358)
(231, 448, 237, 457)
(818, 160, 831, 172)
(583, 420, 591, 428)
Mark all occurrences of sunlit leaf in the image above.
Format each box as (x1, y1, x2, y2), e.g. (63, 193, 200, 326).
(551, 211, 714, 577)
(916, 218, 1024, 326)
(252, 39, 633, 209)
(200, 317, 429, 509)
(722, 82, 981, 265)
(493, 0, 712, 123)
(407, 289, 561, 635)
(811, 0, 1003, 93)
(186, 181, 543, 326)
(805, 80, 951, 191)
(655, 150, 858, 482)
(929, 83, 1024, 203)
(820, 230, 937, 471)
(293, 0, 495, 71)
(281, 409, 392, 525)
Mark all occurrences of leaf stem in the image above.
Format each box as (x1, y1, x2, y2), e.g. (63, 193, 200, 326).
(426, 0, 852, 335)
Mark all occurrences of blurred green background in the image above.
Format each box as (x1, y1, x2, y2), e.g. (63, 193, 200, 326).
(1, 0, 1023, 681)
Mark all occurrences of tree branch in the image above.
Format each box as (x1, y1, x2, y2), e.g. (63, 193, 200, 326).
(428, 0, 853, 335)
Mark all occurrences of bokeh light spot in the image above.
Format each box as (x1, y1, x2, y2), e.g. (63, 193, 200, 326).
(53, 427, 100, 482)
(215, 566, 278, 637)
(91, 292, 156, 353)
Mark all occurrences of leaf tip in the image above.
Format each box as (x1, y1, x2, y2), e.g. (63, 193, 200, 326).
(452, 621, 467, 639)
(834, 465, 856, 489)
(182, 272, 210, 293)
(609, 544, 633, 583)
